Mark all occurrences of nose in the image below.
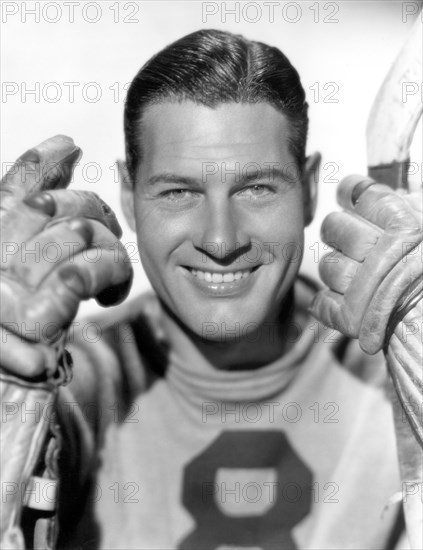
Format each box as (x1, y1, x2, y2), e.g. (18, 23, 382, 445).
(193, 199, 249, 261)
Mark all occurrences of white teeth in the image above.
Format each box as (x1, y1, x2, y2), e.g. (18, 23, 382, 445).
(190, 268, 254, 282)
(223, 273, 234, 283)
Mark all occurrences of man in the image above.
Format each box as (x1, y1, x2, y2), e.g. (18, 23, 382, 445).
(1, 29, 421, 549)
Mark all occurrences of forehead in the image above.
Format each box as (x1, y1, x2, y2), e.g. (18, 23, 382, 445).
(138, 101, 294, 174)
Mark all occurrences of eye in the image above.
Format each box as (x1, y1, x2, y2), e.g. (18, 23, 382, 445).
(238, 184, 274, 200)
(163, 189, 192, 201)
(159, 188, 202, 209)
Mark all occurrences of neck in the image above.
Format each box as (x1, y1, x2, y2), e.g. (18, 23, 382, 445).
(160, 290, 296, 372)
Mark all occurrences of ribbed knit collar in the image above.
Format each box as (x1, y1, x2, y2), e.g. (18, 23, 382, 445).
(165, 278, 316, 404)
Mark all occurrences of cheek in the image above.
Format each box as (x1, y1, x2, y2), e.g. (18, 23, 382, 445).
(134, 204, 187, 267)
(133, 204, 164, 271)
(255, 198, 305, 259)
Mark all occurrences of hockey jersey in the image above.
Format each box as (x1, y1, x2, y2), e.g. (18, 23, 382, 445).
(56, 278, 407, 550)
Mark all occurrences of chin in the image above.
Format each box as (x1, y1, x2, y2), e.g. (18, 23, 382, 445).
(180, 304, 275, 344)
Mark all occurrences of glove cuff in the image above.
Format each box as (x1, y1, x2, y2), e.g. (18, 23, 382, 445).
(384, 274, 423, 352)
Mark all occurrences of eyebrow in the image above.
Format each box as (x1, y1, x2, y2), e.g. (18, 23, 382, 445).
(241, 168, 296, 184)
(146, 167, 298, 187)
(146, 174, 200, 186)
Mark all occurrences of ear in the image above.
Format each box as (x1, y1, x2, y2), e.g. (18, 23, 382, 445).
(302, 151, 321, 227)
(118, 160, 136, 232)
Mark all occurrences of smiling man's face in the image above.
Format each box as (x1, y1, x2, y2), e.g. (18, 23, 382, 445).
(123, 101, 311, 341)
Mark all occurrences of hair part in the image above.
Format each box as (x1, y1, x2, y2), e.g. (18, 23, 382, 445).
(124, 29, 309, 181)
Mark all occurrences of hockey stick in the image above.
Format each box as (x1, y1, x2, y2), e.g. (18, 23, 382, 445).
(367, 16, 422, 189)
(366, 15, 423, 550)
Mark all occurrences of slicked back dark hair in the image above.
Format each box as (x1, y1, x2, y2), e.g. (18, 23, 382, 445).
(124, 29, 308, 181)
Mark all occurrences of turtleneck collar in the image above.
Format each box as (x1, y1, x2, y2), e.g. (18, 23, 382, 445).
(162, 277, 317, 404)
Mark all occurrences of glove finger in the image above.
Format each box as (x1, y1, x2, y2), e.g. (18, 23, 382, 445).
(354, 186, 421, 232)
(24, 189, 122, 238)
(0, 327, 58, 377)
(337, 175, 421, 232)
(1, 136, 81, 210)
(359, 253, 423, 353)
(1, 201, 57, 255)
(7, 218, 93, 287)
(21, 248, 133, 334)
(2, 244, 132, 341)
(321, 211, 382, 261)
(336, 175, 376, 210)
(309, 289, 357, 336)
(1, 188, 122, 252)
(403, 191, 423, 215)
(318, 251, 360, 294)
(57, 244, 133, 306)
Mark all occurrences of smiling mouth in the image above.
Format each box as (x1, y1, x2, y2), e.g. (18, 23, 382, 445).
(189, 267, 258, 283)
(180, 266, 261, 298)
